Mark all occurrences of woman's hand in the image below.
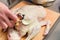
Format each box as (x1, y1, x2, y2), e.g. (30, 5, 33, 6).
(0, 2, 18, 29)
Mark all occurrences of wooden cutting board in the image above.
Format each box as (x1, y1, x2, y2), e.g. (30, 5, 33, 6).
(0, 1, 60, 40)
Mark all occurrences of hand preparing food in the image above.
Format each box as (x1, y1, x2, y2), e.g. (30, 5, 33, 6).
(7, 5, 51, 40)
(0, 1, 59, 40)
(0, 4, 51, 40)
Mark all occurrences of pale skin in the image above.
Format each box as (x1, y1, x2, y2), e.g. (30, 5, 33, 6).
(0, 2, 18, 29)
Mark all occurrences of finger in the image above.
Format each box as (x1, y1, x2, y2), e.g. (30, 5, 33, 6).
(0, 13, 13, 27)
(0, 19, 8, 29)
(5, 10, 18, 22)
(10, 20, 15, 27)
(0, 2, 18, 22)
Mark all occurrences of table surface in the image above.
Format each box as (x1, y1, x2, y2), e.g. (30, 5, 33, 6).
(0, 1, 60, 40)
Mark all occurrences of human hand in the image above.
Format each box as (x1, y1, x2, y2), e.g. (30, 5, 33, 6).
(0, 2, 18, 29)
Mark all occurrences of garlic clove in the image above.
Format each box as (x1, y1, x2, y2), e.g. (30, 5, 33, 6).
(22, 19, 32, 26)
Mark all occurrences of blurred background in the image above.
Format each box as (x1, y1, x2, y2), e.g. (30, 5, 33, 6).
(0, 0, 60, 12)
